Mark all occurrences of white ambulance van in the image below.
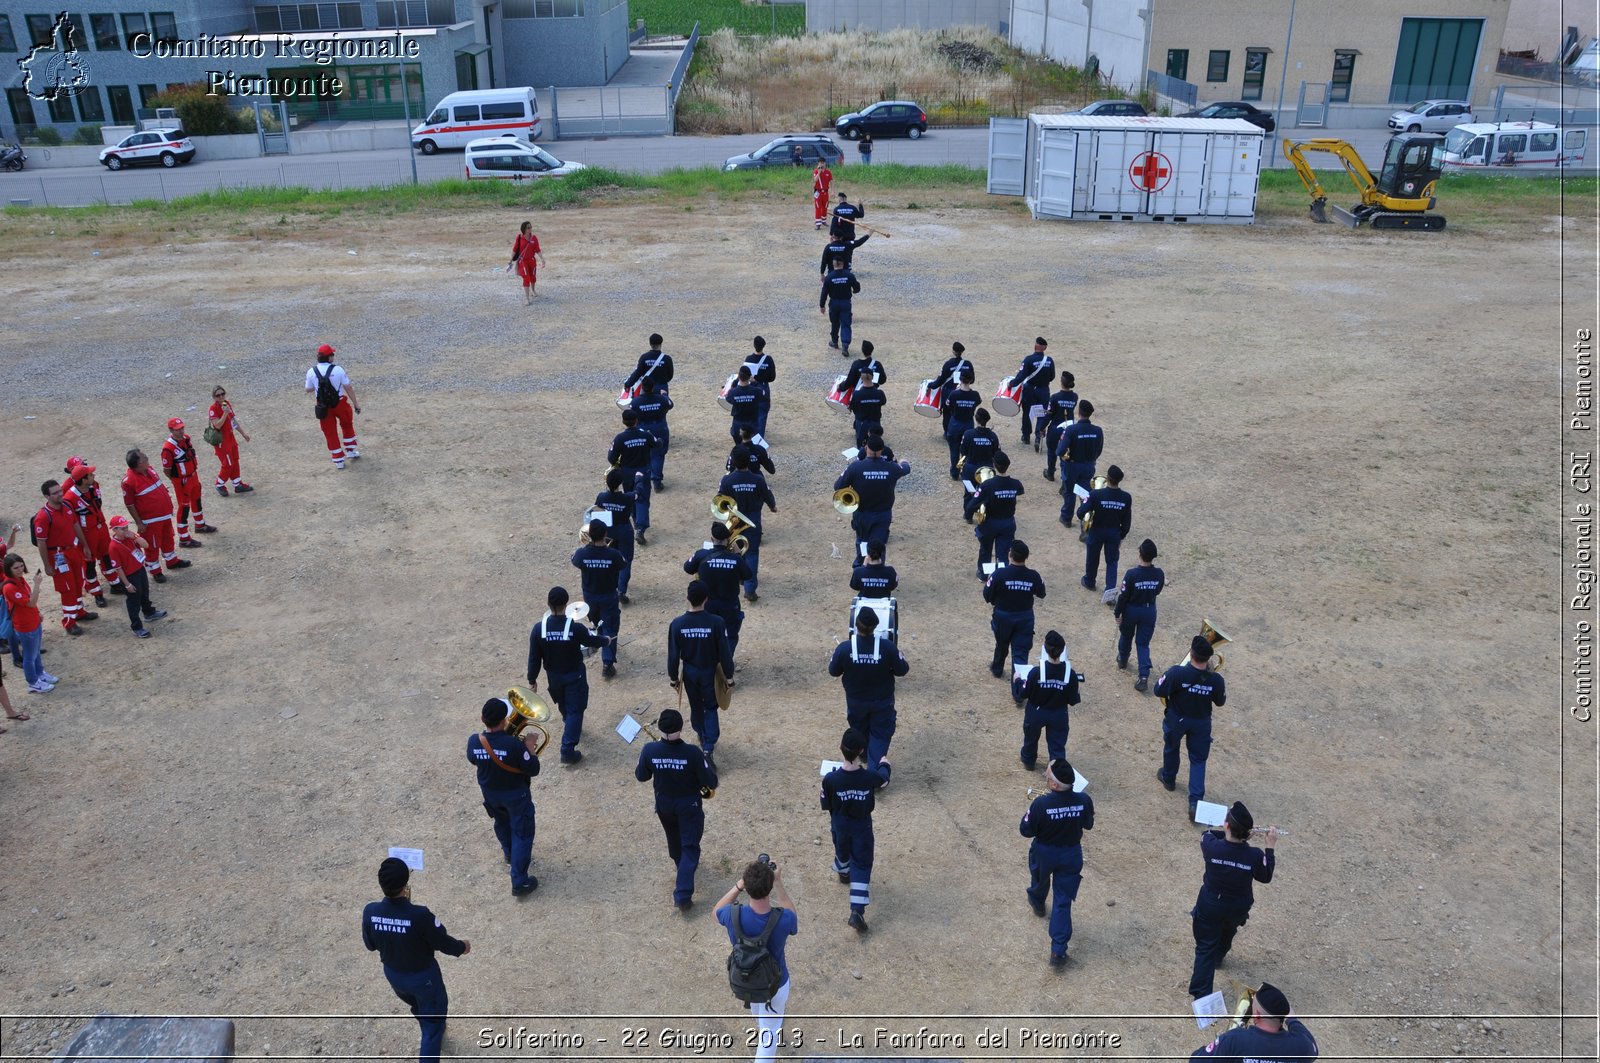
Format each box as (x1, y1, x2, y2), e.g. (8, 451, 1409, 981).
(412, 88, 542, 154)
(1439, 121, 1587, 169)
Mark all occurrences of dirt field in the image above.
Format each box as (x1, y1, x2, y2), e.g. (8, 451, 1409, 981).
(0, 183, 1589, 1062)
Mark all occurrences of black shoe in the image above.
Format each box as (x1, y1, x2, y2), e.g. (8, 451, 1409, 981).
(1080, 577, 1094, 591)
(1189, 801, 1199, 818)
(233, 483, 254, 493)
(93, 595, 108, 608)
(79, 610, 99, 621)
(1117, 658, 1129, 671)
(1043, 471, 1055, 481)
(828, 340, 840, 349)
(108, 584, 127, 596)
(169, 559, 192, 569)
(653, 480, 665, 492)
(215, 485, 229, 497)
(990, 663, 1004, 678)
(153, 572, 168, 584)
(512, 878, 539, 897)
(847, 911, 869, 933)
(145, 609, 168, 621)
(704, 754, 717, 774)
(602, 663, 617, 679)
(636, 530, 647, 545)
(676, 899, 694, 914)
(66, 624, 84, 638)
(1049, 951, 1067, 968)
(179, 538, 203, 549)
(1134, 677, 1149, 693)
(619, 594, 631, 606)
(1157, 771, 1175, 792)
(1021, 758, 1037, 772)
(134, 628, 152, 639)
(837, 871, 850, 884)
(1079, 529, 1088, 544)
(1034, 437, 1042, 453)
(560, 750, 584, 764)
(1030, 899, 1046, 917)
(745, 590, 758, 602)
(195, 524, 218, 534)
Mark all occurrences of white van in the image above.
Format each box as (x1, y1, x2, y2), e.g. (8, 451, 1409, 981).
(412, 88, 541, 154)
(1439, 121, 1587, 169)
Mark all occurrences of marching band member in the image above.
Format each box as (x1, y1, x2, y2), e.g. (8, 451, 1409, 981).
(1115, 538, 1166, 692)
(830, 191, 864, 241)
(820, 231, 870, 277)
(728, 427, 776, 476)
(1020, 630, 1079, 768)
(609, 409, 655, 544)
(820, 257, 862, 354)
(741, 336, 778, 437)
(361, 857, 471, 1063)
(1055, 400, 1103, 527)
(833, 435, 910, 564)
(121, 449, 187, 579)
(1020, 757, 1094, 968)
(622, 332, 675, 396)
(630, 379, 674, 492)
(684, 524, 754, 654)
(1009, 337, 1055, 450)
(594, 469, 637, 604)
(467, 697, 540, 897)
(1190, 982, 1316, 1061)
(930, 340, 973, 437)
(726, 365, 764, 443)
(943, 368, 981, 479)
(848, 540, 897, 596)
(1041, 371, 1078, 482)
(666, 581, 736, 769)
(528, 585, 609, 764)
(820, 728, 889, 933)
(718, 448, 777, 602)
(983, 541, 1046, 696)
(570, 520, 627, 680)
(966, 451, 1023, 577)
(841, 339, 887, 394)
(637, 708, 719, 914)
(1187, 802, 1278, 1001)
(847, 370, 887, 449)
(826, 607, 907, 776)
(1077, 464, 1131, 593)
(1155, 636, 1228, 816)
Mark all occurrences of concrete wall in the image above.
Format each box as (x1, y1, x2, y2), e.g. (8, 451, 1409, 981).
(1009, 0, 1147, 90)
(21, 132, 259, 168)
(500, 4, 630, 86)
(805, 0, 1010, 33)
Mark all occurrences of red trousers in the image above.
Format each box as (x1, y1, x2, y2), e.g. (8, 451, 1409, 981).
(171, 475, 204, 536)
(319, 397, 358, 462)
(48, 547, 85, 628)
(214, 437, 241, 483)
(141, 516, 177, 567)
(81, 527, 118, 595)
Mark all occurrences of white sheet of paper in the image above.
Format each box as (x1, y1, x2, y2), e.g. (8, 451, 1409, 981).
(981, 562, 998, 576)
(616, 715, 643, 744)
(1072, 482, 1091, 500)
(702, 540, 715, 551)
(842, 447, 860, 461)
(1027, 404, 1045, 421)
(751, 433, 768, 449)
(591, 510, 613, 526)
(388, 847, 424, 871)
(1193, 991, 1227, 1029)
(1195, 800, 1228, 827)
(961, 479, 975, 493)
(1013, 664, 1035, 683)
(820, 759, 845, 777)
(1071, 766, 1089, 793)
(859, 542, 870, 557)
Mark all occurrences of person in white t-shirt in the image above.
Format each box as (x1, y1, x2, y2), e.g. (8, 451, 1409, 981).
(304, 343, 363, 468)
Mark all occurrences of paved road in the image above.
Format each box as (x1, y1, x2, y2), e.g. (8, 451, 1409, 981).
(0, 123, 1509, 208)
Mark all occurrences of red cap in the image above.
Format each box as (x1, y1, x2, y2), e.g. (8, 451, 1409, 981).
(317, 343, 336, 356)
(167, 417, 185, 431)
(71, 464, 96, 481)
(108, 515, 131, 529)
(65, 455, 85, 471)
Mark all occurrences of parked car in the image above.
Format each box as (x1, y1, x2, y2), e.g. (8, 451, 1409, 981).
(1179, 101, 1276, 133)
(1076, 99, 1149, 117)
(834, 100, 929, 140)
(462, 135, 586, 180)
(99, 128, 196, 170)
(1387, 99, 1474, 133)
(724, 134, 843, 171)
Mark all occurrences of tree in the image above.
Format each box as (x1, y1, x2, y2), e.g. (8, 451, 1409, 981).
(149, 82, 250, 136)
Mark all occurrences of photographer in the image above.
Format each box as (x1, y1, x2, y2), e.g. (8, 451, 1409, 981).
(715, 857, 797, 1062)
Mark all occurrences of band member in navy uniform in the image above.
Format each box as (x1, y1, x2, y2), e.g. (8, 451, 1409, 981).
(943, 367, 981, 478)
(718, 447, 778, 602)
(1190, 981, 1316, 1061)
(1055, 400, 1102, 526)
(1042, 371, 1078, 482)
(1020, 630, 1080, 768)
(820, 728, 889, 932)
(848, 540, 897, 596)
(630, 380, 674, 491)
(827, 607, 907, 774)
(966, 451, 1022, 577)
(726, 365, 764, 443)
(842, 339, 887, 393)
(667, 580, 736, 766)
(848, 371, 887, 449)
(1156, 636, 1228, 814)
(595, 469, 637, 603)
(635, 707, 719, 913)
(684, 524, 754, 654)
(729, 426, 776, 476)
(571, 521, 627, 679)
(623, 332, 675, 394)
(820, 258, 862, 353)
(833, 435, 910, 564)
(1077, 464, 1132, 593)
(1009, 337, 1055, 448)
(830, 191, 864, 240)
(958, 409, 1001, 502)
(1187, 802, 1278, 1000)
(362, 857, 470, 1063)
(930, 340, 973, 438)
(821, 231, 870, 276)
(528, 585, 609, 764)
(741, 336, 777, 437)
(610, 408, 655, 543)
(984, 540, 1046, 696)
(466, 696, 541, 896)
(1115, 538, 1165, 692)
(1020, 757, 1094, 968)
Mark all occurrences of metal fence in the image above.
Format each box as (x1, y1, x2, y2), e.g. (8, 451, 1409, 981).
(665, 21, 701, 134)
(1145, 70, 1197, 108)
(1, 160, 428, 207)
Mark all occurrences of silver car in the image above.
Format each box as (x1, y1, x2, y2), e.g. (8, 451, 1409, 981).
(1388, 99, 1473, 133)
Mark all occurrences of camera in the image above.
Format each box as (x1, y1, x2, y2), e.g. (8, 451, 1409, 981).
(757, 853, 772, 867)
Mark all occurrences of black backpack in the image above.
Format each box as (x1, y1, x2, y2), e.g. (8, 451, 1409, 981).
(726, 903, 784, 1008)
(313, 363, 340, 417)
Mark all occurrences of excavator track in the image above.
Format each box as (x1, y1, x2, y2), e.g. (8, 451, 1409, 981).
(1369, 211, 1446, 231)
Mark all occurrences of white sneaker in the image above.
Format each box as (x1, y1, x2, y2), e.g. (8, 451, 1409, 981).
(347, 448, 361, 460)
(28, 680, 53, 693)
(333, 460, 346, 469)
(41, 671, 59, 683)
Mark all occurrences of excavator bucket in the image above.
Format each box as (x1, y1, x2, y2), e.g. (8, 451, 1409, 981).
(1309, 199, 1328, 224)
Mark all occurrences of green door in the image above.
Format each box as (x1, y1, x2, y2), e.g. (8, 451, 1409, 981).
(1389, 18, 1482, 103)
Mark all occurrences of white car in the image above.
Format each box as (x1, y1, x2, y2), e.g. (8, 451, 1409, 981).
(99, 128, 196, 170)
(462, 135, 586, 180)
(1387, 100, 1473, 133)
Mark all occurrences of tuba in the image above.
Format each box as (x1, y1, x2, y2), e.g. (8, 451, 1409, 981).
(1160, 619, 1231, 706)
(1080, 473, 1110, 531)
(505, 685, 554, 755)
(833, 486, 860, 516)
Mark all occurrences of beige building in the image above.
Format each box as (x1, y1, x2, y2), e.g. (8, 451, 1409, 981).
(1149, 0, 1511, 112)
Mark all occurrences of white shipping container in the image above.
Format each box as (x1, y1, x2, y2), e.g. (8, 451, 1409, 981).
(987, 114, 1265, 224)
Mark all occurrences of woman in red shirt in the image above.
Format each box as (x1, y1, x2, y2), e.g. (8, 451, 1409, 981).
(2, 554, 54, 692)
(207, 386, 253, 496)
(508, 221, 545, 304)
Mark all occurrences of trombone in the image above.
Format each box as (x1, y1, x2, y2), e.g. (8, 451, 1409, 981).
(637, 717, 715, 800)
(711, 494, 754, 554)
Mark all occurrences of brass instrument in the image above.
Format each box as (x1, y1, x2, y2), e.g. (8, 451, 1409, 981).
(1080, 473, 1110, 531)
(969, 465, 997, 523)
(1161, 619, 1231, 706)
(578, 506, 610, 545)
(638, 717, 715, 800)
(714, 664, 733, 711)
(1228, 983, 1257, 1030)
(833, 486, 860, 516)
(711, 494, 754, 555)
(505, 685, 554, 755)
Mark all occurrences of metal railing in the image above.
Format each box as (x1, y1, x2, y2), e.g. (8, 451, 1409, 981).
(665, 21, 701, 134)
(1146, 70, 1197, 108)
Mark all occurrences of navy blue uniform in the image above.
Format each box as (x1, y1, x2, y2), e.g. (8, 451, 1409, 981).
(833, 455, 910, 562)
(1056, 419, 1103, 524)
(1009, 351, 1055, 445)
(821, 267, 861, 350)
(932, 355, 974, 435)
(636, 736, 719, 905)
(570, 542, 627, 668)
(623, 348, 674, 392)
(740, 350, 777, 435)
(1042, 388, 1078, 478)
(594, 487, 636, 595)
(821, 233, 870, 275)
(1114, 562, 1165, 680)
(968, 473, 1023, 574)
(466, 728, 539, 892)
(529, 613, 608, 760)
(1021, 656, 1080, 768)
(630, 389, 674, 488)
(1191, 1018, 1317, 1061)
(718, 470, 775, 597)
(830, 199, 864, 240)
(943, 387, 982, 477)
(361, 895, 468, 1063)
(610, 425, 655, 531)
(728, 437, 775, 476)
(684, 545, 753, 655)
(1187, 829, 1275, 999)
(821, 763, 888, 914)
(1020, 787, 1094, 959)
(726, 381, 762, 441)
(1077, 484, 1132, 591)
(668, 610, 735, 757)
(849, 383, 887, 446)
(849, 562, 898, 596)
(842, 355, 885, 394)
(827, 632, 908, 770)
(1156, 663, 1228, 805)
(984, 564, 1046, 689)
(958, 425, 1000, 479)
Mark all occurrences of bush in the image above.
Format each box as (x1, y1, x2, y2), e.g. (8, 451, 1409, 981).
(150, 83, 251, 136)
(73, 125, 103, 145)
(34, 126, 62, 146)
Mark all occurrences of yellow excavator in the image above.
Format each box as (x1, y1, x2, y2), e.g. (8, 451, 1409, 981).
(1283, 132, 1447, 230)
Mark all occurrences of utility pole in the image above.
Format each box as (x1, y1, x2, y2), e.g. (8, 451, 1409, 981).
(1268, 0, 1297, 167)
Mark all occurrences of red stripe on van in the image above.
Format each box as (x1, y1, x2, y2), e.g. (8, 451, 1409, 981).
(416, 121, 533, 136)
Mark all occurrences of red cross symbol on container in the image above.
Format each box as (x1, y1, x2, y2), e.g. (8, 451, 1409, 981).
(1129, 151, 1173, 191)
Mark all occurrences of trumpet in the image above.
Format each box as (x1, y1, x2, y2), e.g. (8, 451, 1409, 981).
(637, 718, 715, 800)
(505, 685, 554, 755)
(1081, 473, 1109, 532)
(833, 486, 860, 516)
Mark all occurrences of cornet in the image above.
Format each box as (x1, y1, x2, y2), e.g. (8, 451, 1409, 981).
(637, 718, 715, 800)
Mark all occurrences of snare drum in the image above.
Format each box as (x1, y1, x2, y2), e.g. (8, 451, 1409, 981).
(848, 596, 899, 642)
(717, 373, 738, 412)
(825, 374, 853, 413)
(912, 378, 943, 418)
(615, 382, 644, 409)
(992, 379, 1023, 416)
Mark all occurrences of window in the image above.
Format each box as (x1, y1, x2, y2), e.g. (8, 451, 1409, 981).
(1389, 17, 1483, 102)
(452, 104, 480, 121)
(1565, 129, 1586, 153)
(107, 84, 133, 123)
(138, 83, 159, 108)
(76, 85, 104, 121)
(376, 0, 453, 25)
(60, 13, 87, 48)
(1242, 48, 1268, 100)
(1530, 132, 1556, 152)
(1166, 49, 1188, 81)
(90, 13, 118, 49)
(6, 87, 37, 130)
(1331, 50, 1356, 103)
(504, 0, 584, 17)
(0, 15, 15, 51)
(121, 12, 147, 48)
(481, 101, 524, 120)
(256, 5, 362, 32)
(1495, 134, 1526, 158)
(47, 92, 73, 122)
(1206, 50, 1229, 82)
(150, 12, 178, 43)
(26, 14, 57, 47)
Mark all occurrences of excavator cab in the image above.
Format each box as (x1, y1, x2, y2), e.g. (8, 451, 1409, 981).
(1376, 132, 1445, 200)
